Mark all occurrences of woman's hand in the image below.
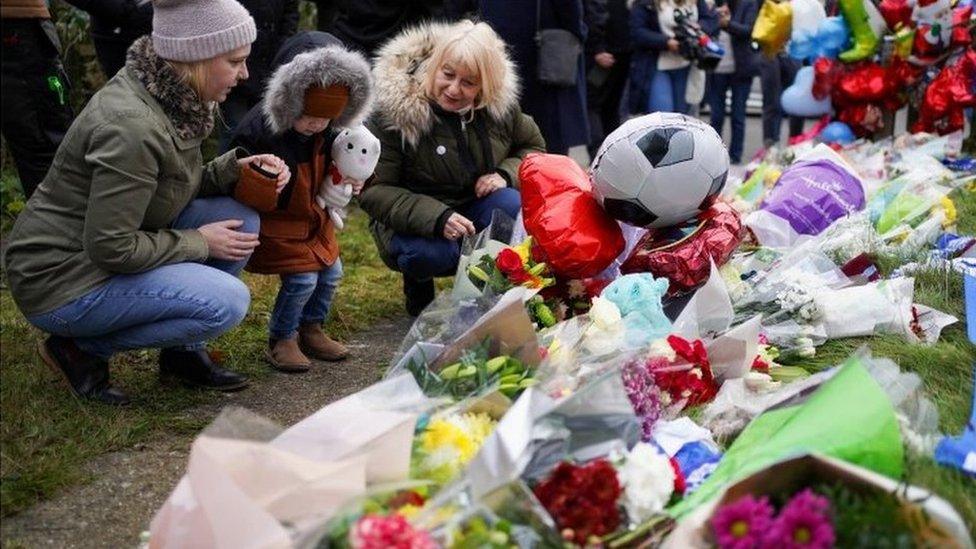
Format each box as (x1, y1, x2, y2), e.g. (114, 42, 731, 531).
(443, 212, 476, 241)
(239, 154, 291, 193)
(342, 176, 367, 196)
(667, 38, 681, 52)
(198, 219, 260, 261)
(474, 173, 506, 198)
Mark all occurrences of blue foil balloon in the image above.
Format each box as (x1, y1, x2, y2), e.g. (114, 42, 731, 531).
(816, 17, 851, 59)
(820, 121, 855, 144)
(781, 66, 832, 117)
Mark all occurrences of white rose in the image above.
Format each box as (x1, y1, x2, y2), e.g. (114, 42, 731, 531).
(589, 296, 622, 330)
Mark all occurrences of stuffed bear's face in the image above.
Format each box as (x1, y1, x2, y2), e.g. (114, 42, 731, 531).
(332, 125, 381, 181)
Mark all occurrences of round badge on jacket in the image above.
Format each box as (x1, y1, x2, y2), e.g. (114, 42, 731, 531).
(436, 145, 447, 155)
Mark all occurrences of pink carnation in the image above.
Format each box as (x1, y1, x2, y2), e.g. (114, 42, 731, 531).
(350, 514, 437, 549)
(711, 495, 775, 549)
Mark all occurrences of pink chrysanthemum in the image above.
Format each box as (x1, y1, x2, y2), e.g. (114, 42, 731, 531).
(711, 495, 775, 549)
(764, 489, 835, 549)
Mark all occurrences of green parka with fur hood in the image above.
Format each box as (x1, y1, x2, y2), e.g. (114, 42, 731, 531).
(360, 21, 546, 270)
(3, 37, 245, 317)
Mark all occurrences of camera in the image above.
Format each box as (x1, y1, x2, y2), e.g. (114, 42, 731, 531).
(673, 9, 725, 70)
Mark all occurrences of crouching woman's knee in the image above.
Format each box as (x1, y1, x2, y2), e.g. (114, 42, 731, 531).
(208, 272, 252, 334)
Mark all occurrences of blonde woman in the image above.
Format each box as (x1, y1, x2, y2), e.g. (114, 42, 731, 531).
(361, 20, 546, 316)
(4, 0, 290, 404)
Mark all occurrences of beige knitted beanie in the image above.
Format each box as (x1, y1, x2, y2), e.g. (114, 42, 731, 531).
(152, 0, 256, 62)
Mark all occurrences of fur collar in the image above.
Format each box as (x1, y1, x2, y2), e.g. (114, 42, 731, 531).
(372, 21, 520, 148)
(126, 37, 215, 141)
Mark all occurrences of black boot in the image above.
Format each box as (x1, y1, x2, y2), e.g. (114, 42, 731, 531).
(159, 348, 249, 391)
(38, 335, 130, 406)
(403, 276, 435, 317)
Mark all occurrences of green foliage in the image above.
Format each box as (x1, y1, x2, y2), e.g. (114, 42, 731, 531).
(406, 338, 536, 401)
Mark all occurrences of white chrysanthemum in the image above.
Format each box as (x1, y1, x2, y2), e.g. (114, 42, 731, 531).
(617, 442, 675, 523)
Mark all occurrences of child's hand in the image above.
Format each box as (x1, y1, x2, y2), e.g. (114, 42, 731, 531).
(239, 154, 291, 193)
(342, 176, 367, 195)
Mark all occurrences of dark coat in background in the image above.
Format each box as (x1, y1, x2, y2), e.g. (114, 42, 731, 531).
(227, 0, 299, 105)
(447, 0, 589, 155)
(585, 0, 633, 149)
(628, 0, 717, 113)
(721, 0, 760, 78)
(64, 0, 153, 78)
(312, 0, 444, 57)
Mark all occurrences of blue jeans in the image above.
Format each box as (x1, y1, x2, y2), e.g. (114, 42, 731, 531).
(26, 197, 259, 359)
(390, 187, 521, 282)
(269, 259, 343, 340)
(708, 73, 753, 163)
(649, 66, 691, 114)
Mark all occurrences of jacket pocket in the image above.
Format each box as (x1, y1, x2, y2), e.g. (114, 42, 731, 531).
(260, 215, 310, 240)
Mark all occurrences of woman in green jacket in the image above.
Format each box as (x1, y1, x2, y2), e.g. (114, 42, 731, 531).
(3, 0, 290, 405)
(361, 20, 546, 316)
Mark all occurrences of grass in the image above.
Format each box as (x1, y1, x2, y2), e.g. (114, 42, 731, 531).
(0, 171, 974, 534)
(0, 199, 402, 515)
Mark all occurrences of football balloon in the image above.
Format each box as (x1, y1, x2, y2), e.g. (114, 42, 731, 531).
(590, 113, 730, 229)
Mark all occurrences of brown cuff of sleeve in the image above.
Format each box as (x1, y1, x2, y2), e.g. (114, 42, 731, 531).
(234, 162, 280, 213)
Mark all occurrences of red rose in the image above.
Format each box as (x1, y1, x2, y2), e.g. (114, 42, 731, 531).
(751, 356, 770, 373)
(496, 248, 524, 275)
(508, 269, 532, 285)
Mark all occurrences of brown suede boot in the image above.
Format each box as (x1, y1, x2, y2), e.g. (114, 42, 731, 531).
(265, 336, 311, 373)
(298, 323, 349, 361)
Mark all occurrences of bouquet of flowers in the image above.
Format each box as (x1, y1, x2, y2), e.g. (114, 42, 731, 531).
(411, 410, 498, 485)
(405, 338, 538, 401)
(322, 486, 437, 549)
(468, 237, 554, 293)
(530, 443, 685, 547)
(710, 480, 962, 548)
(623, 336, 719, 440)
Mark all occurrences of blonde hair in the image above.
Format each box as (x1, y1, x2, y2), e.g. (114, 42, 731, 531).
(167, 58, 214, 105)
(423, 20, 510, 111)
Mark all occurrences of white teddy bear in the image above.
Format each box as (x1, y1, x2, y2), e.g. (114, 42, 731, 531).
(317, 125, 381, 230)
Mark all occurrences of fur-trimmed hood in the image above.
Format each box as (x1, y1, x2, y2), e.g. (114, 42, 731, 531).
(126, 36, 215, 140)
(372, 21, 520, 148)
(263, 31, 374, 135)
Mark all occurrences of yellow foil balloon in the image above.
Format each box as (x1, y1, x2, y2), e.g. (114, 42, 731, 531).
(894, 26, 915, 59)
(752, 0, 793, 58)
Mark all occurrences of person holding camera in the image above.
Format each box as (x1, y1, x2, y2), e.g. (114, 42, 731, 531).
(629, 0, 717, 114)
(706, 0, 759, 164)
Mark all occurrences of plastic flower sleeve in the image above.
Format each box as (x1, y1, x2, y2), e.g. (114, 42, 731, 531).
(467, 369, 640, 500)
(670, 354, 906, 519)
(452, 210, 518, 300)
(273, 372, 432, 484)
(520, 369, 642, 485)
(813, 277, 916, 340)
